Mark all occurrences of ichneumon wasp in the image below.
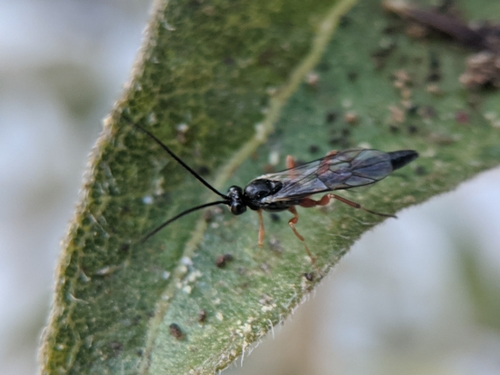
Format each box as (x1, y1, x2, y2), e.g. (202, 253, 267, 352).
(134, 122, 418, 272)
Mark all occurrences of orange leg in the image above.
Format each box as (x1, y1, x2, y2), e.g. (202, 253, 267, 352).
(317, 150, 339, 175)
(288, 206, 321, 274)
(286, 155, 296, 169)
(287, 150, 337, 170)
(300, 194, 396, 218)
(257, 209, 265, 247)
(286, 155, 298, 180)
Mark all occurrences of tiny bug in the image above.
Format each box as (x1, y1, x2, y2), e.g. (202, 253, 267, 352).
(303, 272, 315, 282)
(134, 122, 418, 270)
(198, 309, 207, 323)
(215, 253, 234, 268)
(169, 323, 185, 340)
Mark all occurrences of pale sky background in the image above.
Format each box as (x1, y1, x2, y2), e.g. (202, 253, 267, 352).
(1, 1, 499, 374)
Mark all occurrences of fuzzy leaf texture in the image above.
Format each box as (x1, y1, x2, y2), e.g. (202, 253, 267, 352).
(39, 0, 500, 374)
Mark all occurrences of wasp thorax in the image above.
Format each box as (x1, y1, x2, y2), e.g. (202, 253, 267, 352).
(227, 186, 247, 215)
(244, 179, 282, 200)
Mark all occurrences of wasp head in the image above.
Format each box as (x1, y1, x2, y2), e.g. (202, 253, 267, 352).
(227, 186, 247, 215)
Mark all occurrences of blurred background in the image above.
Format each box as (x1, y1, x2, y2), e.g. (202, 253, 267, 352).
(1, 1, 499, 374)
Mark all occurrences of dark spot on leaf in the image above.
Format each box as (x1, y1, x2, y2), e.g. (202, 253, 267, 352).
(198, 309, 207, 323)
(415, 165, 428, 176)
(407, 124, 419, 134)
(325, 110, 338, 123)
(329, 136, 351, 149)
(371, 42, 397, 69)
(308, 144, 319, 154)
(169, 323, 185, 340)
(303, 272, 315, 282)
(407, 104, 419, 116)
(389, 124, 400, 133)
(215, 254, 234, 268)
(427, 51, 442, 82)
(339, 15, 351, 28)
(347, 71, 358, 82)
(109, 342, 123, 352)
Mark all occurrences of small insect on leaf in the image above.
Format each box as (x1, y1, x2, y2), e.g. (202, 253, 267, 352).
(198, 310, 208, 323)
(304, 272, 315, 282)
(132, 119, 418, 274)
(169, 323, 185, 340)
(215, 254, 234, 268)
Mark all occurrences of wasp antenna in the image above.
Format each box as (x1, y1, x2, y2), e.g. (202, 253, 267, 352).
(141, 200, 228, 243)
(134, 122, 228, 200)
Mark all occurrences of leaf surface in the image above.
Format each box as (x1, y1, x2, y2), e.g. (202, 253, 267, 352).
(40, 0, 500, 373)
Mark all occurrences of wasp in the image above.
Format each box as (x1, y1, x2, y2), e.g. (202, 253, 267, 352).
(135, 123, 418, 270)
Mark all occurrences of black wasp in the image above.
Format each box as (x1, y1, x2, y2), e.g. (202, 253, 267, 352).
(135, 122, 418, 269)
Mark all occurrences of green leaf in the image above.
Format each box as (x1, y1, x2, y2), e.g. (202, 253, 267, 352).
(39, 0, 500, 373)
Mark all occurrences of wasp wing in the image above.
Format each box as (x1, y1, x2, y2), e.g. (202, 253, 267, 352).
(259, 149, 395, 202)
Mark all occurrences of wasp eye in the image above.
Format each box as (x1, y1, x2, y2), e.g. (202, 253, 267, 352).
(230, 202, 246, 215)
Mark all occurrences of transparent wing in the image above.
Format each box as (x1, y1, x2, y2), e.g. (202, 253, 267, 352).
(257, 149, 394, 202)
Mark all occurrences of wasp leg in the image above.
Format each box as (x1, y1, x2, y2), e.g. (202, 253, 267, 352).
(257, 209, 265, 247)
(317, 150, 339, 175)
(286, 155, 299, 180)
(299, 194, 331, 208)
(287, 151, 337, 171)
(300, 194, 396, 218)
(288, 206, 321, 274)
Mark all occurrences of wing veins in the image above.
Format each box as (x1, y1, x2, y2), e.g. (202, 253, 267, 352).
(263, 149, 393, 201)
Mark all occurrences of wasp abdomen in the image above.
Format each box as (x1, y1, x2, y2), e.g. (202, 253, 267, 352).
(388, 150, 419, 170)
